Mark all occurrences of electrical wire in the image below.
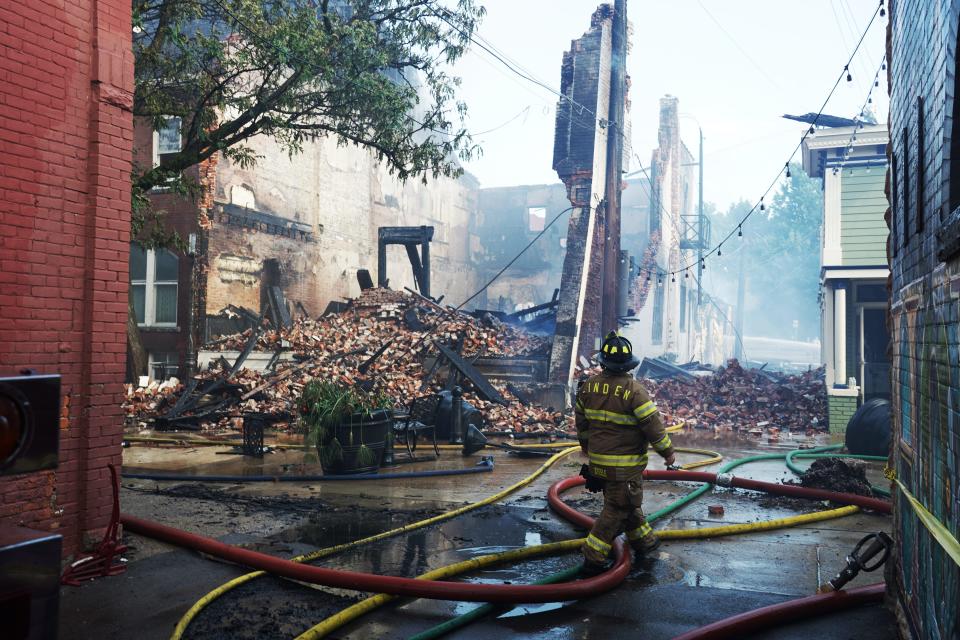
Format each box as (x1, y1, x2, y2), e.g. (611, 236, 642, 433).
(695, 0, 784, 91)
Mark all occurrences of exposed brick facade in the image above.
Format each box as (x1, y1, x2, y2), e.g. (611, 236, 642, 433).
(0, 0, 132, 556)
(887, 1, 960, 636)
(549, 5, 614, 384)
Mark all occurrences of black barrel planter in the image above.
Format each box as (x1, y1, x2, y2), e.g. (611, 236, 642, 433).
(317, 409, 393, 475)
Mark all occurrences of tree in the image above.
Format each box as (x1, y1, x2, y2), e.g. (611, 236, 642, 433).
(128, 0, 485, 372)
(703, 164, 823, 342)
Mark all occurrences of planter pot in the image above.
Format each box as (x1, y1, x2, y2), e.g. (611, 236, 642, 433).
(316, 409, 393, 475)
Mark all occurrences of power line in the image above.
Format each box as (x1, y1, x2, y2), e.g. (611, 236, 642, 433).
(695, 0, 784, 91)
(444, 0, 885, 278)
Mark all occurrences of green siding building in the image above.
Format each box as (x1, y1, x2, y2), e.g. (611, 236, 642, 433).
(801, 124, 890, 435)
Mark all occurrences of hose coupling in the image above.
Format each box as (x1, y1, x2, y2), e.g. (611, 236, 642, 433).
(714, 472, 734, 487)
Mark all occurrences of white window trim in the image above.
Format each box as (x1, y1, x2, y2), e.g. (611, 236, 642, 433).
(148, 351, 179, 381)
(136, 249, 178, 328)
(152, 116, 182, 189)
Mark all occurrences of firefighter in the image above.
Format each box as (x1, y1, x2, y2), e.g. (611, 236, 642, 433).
(575, 331, 676, 576)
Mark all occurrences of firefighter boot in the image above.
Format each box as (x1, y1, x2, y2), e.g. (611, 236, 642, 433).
(578, 560, 611, 578)
(632, 533, 661, 559)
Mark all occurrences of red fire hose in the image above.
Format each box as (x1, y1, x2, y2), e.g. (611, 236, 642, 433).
(642, 469, 892, 513)
(671, 583, 886, 640)
(121, 475, 630, 604)
(120, 470, 889, 604)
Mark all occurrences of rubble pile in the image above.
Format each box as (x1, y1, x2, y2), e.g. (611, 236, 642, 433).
(795, 457, 873, 496)
(642, 359, 827, 434)
(124, 289, 562, 434)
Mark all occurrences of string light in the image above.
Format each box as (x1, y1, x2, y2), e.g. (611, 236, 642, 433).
(685, 270, 689, 278)
(671, 274, 676, 283)
(628, 0, 883, 280)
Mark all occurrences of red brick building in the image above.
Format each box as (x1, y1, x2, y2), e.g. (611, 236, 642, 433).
(0, 0, 132, 556)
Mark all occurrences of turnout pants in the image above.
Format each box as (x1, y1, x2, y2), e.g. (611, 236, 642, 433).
(582, 479, 654, 565)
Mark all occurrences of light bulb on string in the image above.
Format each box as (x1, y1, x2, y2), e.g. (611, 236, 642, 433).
(738, 225, 743, 237)
(657, 275, 662, 285)
(717, 245, 722, 257)
(785, 163, 792, 178)
(760, 197, 765, 212)
(685, 270, 689, 279)
(882, 60, 887, 71)
(880, 0, 885, 17)
(671, 274, 676, 283)
(809, 125, 815, 134)
(845, 65, 852, 82)
(701, 258, 706, 271)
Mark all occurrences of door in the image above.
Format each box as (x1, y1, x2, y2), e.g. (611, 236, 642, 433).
(859, 307, 891, 401)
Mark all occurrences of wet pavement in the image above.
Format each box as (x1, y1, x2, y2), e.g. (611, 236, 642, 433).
(59, 431, 898, 639)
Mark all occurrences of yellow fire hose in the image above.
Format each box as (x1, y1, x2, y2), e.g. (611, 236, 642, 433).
(126, 422, 683, 452)
(168, 444, 719, 639)
(295, 505, 861, 639)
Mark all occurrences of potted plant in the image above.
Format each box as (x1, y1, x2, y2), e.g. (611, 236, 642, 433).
(299, 380, 394, 475)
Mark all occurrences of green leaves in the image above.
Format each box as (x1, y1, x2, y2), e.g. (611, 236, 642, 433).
(133, 0, 485, 194)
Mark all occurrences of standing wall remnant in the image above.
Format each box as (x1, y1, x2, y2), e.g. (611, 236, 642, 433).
(549, 5, 615, 385)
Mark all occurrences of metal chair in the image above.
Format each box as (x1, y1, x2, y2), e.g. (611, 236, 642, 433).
(393, 394, 441, 458)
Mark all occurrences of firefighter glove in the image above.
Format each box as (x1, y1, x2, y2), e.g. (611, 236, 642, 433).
(580, 464, 605, 493)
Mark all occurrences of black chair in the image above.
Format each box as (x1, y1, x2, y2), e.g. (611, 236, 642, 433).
(393, 394, 441, 458)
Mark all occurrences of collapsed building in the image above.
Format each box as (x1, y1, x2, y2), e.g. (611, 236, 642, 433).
(131, 120, 484, 381)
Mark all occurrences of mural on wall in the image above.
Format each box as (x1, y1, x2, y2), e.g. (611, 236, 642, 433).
(891, 267, 960, 639)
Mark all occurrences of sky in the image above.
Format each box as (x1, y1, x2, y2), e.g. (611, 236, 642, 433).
(452, 0, 889, 213)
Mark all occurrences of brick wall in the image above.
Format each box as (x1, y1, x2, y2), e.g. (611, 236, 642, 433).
(827, 394, 857, 435)
(0, 0, 132, 556)
(131, 117, 212, 379)
(887, 1, 960, 637)
(549, 6, 614, 384)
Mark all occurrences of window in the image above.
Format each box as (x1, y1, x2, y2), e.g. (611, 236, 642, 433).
(651, 279, 664, 344)
(916, 97, 925, 235)
(902, 127, 910, 246)
(891, 153, 898, 257)
(152, 116, 182, 185)
(679, 283, 687, 332)
(528, 207, 546, 232)
(131, 244, 179, 326)
(148, 352, 180, 381)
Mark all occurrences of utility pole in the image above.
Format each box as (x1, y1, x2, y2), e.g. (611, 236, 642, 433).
(696, 128, 704, 308)
(734, 236, 747, 361)
(601, 0, 627, 333)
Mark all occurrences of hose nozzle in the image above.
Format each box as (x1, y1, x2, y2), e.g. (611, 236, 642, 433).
(827, 531, 892, 591)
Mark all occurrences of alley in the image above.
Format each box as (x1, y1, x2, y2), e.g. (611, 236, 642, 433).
(1, 1, 958, 639)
